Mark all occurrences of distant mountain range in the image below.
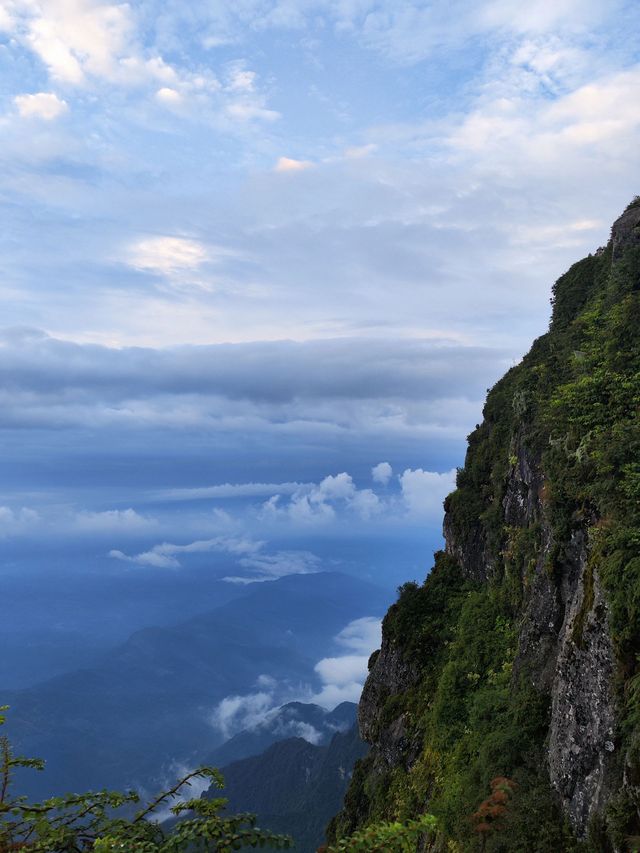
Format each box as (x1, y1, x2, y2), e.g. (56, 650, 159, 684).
(3, 572, 388, 799)
(213, 723, 367, 853)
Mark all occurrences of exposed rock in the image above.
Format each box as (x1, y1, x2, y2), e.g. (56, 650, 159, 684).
(548, 546, 617, 831)
(611, 201, 640, 260)
(443, 514, 491, 581)
(501, 439, 617, 835)
(359, 636, 421, 769)
(502, 430, 543, 527)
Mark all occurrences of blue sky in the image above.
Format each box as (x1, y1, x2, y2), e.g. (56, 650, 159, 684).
(1, 0, 640, 600)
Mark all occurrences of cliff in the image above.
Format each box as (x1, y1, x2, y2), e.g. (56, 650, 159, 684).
(330, 199, 640, 852)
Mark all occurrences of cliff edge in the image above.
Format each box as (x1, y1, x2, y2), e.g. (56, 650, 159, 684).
(330, 198, 640, 852)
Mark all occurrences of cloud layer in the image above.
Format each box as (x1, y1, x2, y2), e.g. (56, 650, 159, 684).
(1, 2, 638, 633)
(0, 330, 506, 435)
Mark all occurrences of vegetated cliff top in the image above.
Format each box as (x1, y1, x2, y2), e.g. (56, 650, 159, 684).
(331, 198, 640, 853)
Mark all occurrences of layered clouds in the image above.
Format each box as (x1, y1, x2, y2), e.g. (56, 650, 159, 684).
(0, 328, 467, 586)
(1, 3, 639, 596)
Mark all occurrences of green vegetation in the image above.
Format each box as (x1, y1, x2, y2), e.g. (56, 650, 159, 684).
(330, 214, 640, 850)
(0, 706, 292, 852)
(323, 813, 437, 851)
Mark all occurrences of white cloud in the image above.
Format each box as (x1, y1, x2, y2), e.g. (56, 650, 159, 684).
(335, 616, 382, 654)
(399, 467, 456, 518)
(286, 493, 337, 524)
(226, 102, 280, 122)
(232, 548, 321, 582)
(0, 506, 40, 537)
(109, 535, 319, 583)
(259, 464, 460, 527)
(226, 62, 256, 92)
(478, 0, 607, 34)
(0, 5, 14, 30)
(210, 691, 274, 740)
(152, 481, 309, 502)
(447, 65, 640, 167)
(209, 686, 323, 744)
(371, 461, 392, 485)
(155, 86, 183, 106)
(128, 236, 209, 276)
(109, 535, 262, 569)
(4, 0, 182, 89)
(312, 667, 366, 707)
(275, 156, 313, 172)
(19, 0, 134, 84)
(285, 721, 323, 744)
(14, 92, 68, 120)
(321, 473, 357, 500)
(0, 334, 498, 452)
(73, 508, 157, 533)
(315, 654, 369, 687)
(349, 488, 380, 519)
(109, 547, 180, 569)
(312, 615, 381, 708)
(265, 472, 383, 525)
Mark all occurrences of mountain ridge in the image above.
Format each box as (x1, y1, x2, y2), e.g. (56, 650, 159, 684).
(214, 724, 367, 853)
(4, 571, 389, 799)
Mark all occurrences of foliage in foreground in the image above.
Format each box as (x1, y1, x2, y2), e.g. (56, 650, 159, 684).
(321, 813, 437, 852)
(0, 706, 292, 852)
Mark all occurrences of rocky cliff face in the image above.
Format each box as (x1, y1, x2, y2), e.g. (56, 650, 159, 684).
(331, 199, 640, 852)
(612, 202, 640, 260)
(500, 436, 618, 833)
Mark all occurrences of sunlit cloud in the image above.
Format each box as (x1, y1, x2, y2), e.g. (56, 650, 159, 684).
(127, 236, 209, 275)
(275, 156, 313, 172)
(155, 86, 183, 106)
(14, 91, 68, 120)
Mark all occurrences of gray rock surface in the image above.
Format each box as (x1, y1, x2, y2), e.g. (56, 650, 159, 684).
(359, 637, 421, 770)
(611, 202, 640, 260)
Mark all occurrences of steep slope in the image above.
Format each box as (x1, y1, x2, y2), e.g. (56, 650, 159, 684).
(215, 724, 367, 853)
(4, 572, 389, 799)
(331, 199, 640, 852)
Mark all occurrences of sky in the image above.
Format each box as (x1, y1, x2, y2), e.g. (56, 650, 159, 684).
(1, 0, 640, 626)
